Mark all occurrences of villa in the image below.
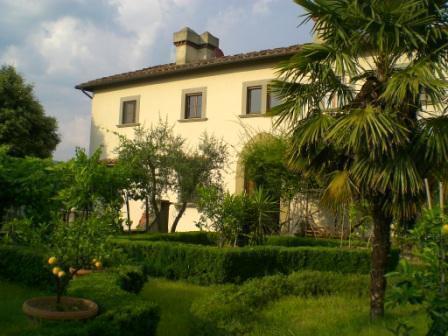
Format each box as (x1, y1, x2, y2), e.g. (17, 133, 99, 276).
(76, 27, 302, 232)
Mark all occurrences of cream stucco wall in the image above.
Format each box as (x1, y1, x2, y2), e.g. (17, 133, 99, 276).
(89, 62, 282, 232)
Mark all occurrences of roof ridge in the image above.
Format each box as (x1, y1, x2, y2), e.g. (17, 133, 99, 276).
(76, 44, 301, 91)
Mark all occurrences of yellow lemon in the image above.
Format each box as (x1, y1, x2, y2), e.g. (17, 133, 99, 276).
(52, 267, 61, 275)
(442, 224, 448, 236)
(48, 257, 57, 265)
(95, 261, 102, 269)
(57, 271, 66, 278)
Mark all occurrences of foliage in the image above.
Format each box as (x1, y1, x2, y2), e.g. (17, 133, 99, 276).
(196, 186, 278, 246)
(273, 0, 448, 318)
(115, 120, 184, 230)
(0, 65, 59, 158)
(117, 231, 217, 245)
(0, 245, 52, 288)
(0, 147, 65, 230)
(170, 133, 227, 232)
(265, 234, 367, 248)
(115, 265, 147, 294)
(22, 270, 159, 336)
(388, 208, 448, 336)
(48, 215, 116, 302)
(57, 148, 124, 223)
(191, 270, 369, 335)
(112, 239, 398, 285)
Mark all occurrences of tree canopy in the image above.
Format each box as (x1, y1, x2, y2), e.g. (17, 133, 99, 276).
(0, 65, 59, 158)
(273, 0, 448, 319)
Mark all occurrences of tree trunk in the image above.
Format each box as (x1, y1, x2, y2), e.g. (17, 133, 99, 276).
(145, 196, 150, 232)
(126, 193, 131, 233)
(370, 202, 392, 320)
(171, 202, 187, 233)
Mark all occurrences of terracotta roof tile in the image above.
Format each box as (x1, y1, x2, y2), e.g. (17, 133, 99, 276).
(75, 44, 301, 91)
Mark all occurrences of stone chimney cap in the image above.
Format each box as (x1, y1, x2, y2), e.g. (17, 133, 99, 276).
(173, 27, 202, 46)
(200, 31, 219, 48)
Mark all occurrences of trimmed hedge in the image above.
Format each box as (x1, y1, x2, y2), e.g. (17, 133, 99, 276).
(0, 245, 52, 288)
(265, 235, 367, 248)
(117, 231, 216, 245)
(113, 239, 400, 284)
(0, 245, 159, 336)
(118, 232, 367, 249)
(191, 270, 370, 335)
(21, 267, 159, 336)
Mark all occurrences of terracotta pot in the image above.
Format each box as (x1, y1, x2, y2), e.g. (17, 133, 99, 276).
(69, 268, 93, 278)
(23, 296, 98, 321)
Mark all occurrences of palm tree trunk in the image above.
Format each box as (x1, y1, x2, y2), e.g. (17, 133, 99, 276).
(370, 202, 392, 320)
(171, 202, 187, 233)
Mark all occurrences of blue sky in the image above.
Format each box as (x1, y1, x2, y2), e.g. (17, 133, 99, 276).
(0, 0, 312, 160)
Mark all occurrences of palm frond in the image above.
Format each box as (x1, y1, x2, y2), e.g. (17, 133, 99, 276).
(327, 105, 409, 158)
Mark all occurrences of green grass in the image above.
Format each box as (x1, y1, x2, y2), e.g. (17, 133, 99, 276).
(0, 280, 48, 336)
(140, 278, 213, 336)
(249, 295, 427, 336)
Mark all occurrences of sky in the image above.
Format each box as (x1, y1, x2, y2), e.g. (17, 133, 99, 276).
(0, 0, 313, 160)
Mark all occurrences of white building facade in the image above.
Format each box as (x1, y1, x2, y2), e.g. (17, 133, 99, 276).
(76, 27, 300, 232)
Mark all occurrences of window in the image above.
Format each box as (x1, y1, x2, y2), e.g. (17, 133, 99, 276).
(180, 87, 207, 122)
(241, 80, 278, 117)
(246, 86, 262, 114)
(122, 100, 137, 124)
(118, 96, 140, 127)
(185, 93, 202, 119)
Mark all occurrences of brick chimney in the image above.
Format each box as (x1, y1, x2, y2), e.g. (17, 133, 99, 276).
(173, 27, 222, 65)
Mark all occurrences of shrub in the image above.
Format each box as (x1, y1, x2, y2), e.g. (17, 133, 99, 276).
(115, 265, 147, 294)
(117, 231, 216, 245)
(113, 239, 400, 284)
(265, 235, 367, 248)
(191, 270, 369, 335)
(0, 245, 52, 288)
(22, 269, 159, 336)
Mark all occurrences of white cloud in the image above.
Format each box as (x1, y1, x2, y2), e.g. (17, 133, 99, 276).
(251, 0, 278, 15)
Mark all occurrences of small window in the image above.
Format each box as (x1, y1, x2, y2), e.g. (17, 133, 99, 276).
(118, 96, 140, 127)
(180, 87, 207, 122)
(185, 93, 202, 119)
(246, 86, 262, 114)
(122, 100, 137, 124)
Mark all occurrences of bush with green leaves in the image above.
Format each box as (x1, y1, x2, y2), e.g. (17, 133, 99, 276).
(388, 208, 448, 336)
(47, 216, 117, 303)
(113, 238, 398, 284)
(196, 186, 277, 246)
(0, 147, 65, 232)
(21, 268, 159, 336)
(117, 231, 217, 245)
(191, 270, 369, 335)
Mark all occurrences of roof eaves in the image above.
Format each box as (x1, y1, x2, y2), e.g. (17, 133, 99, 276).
(75, 44, 301, 92)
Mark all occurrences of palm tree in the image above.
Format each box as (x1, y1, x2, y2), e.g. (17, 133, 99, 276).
(273, 0, 448, 319)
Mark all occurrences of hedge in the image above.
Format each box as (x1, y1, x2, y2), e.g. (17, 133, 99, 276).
(21, 267, 159, 336)
(265, 235, 367, 248)
(112, 239, 400, 284)
(0, 244, 52, 288)
(117, 232, 367, 249)
(0, 245, 159, 336)
(117, 231, 216, 245)
(191, 270, 370, 335)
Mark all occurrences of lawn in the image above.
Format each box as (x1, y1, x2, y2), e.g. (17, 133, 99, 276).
(0, 277, 428, 336)
(249, 295, 427, 336)
(0, 281, 47, 336)
(140, 278, 213, 336)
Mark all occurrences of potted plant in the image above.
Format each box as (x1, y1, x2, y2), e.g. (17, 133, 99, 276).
(22, 216, 113, 321)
